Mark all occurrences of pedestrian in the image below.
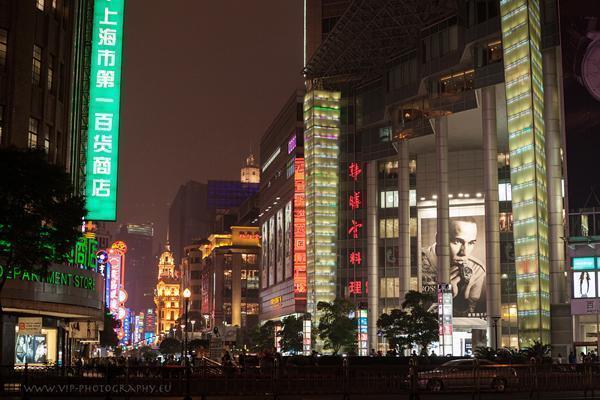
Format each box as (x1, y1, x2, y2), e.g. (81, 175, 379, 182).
(568, 351, 576, 364)
(556, 353, 563, 364)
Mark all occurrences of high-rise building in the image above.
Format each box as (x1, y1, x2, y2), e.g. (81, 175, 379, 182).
(258, 90, 306, 323)
(169, 179, 259, 265)
(0, 0, 114, 365)
(115, 223, 155, 313)
(199, 227, 260, 343)
(302, 0, 571, 354)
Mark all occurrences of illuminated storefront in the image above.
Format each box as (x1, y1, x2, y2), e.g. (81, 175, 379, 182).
(303, 89, 340, 327)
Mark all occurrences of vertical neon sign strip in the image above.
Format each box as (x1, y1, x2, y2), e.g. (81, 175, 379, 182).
(500, 0, 550, 345)
(85, 0, 125, 221)
(293, 158, 307, 298)
(303, 90, 340, 320)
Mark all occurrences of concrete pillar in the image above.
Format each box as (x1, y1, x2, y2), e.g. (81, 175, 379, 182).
(435, 116, 450, 284)
(543, 47, 566, 304)
(232, 255, 242, 327)
(367, 161, 379, 351)
(397, 139, 411, 301)
(482, 85, 502, 348)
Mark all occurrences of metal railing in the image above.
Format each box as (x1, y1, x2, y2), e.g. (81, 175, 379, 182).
(1, 358, 600, 398)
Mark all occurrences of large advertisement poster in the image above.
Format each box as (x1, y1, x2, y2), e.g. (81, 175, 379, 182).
(261, 222, 268, 289)
(560, 2, 600, 209)
(276, 209, 284, 283)
(419, 202, 486, 318)
(15, 335, 47, 364)
(284, 201, 293, 279)
(269, 216, 275, 287)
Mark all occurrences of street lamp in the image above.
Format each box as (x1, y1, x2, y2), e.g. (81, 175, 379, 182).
(183, 288, 192, 400)
(191, 320, 196, 338)
(183, 288, 191, 359)
(491, 316, 501, 350)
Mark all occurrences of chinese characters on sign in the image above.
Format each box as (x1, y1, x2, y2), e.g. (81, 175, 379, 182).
(85, 0, 125, 221)
(349, 162, 362, 181)
(348, 220, 363, 239)
(348, 162, 363, 297)
(293, 158, 307, 297)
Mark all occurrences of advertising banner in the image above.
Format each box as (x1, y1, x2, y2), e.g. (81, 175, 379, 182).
(276, 208, 284, 283)
(261, 222, 268, 289)
(419, 201, 486, 318)
(269, 216, 275, 287)
(285, 201, 293, 279)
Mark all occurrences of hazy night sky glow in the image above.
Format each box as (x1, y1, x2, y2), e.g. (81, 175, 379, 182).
(117, 0, 303, 248)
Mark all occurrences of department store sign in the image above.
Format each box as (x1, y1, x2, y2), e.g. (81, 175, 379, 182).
(0, 266, 96, 291)
(85, 0, 126, 221)
(571, 298, 600, 315)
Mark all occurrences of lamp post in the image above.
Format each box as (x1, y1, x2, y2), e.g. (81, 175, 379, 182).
(180, 323, 185, 361)
(183, 288, 191, 360)
(183, 288, 191, 400)
(491, 316, 501, 350)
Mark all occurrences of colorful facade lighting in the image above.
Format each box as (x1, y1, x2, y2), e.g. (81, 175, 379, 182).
(500, 0, 550, 345)
(303, 90, 340, 323)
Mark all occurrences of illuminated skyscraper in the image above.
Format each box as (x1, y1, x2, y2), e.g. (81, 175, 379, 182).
(499, 0, 550, 346)
(303, 89, 340, 327)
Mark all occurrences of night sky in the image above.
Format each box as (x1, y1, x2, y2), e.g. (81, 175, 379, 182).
(117, 0, 304, 249)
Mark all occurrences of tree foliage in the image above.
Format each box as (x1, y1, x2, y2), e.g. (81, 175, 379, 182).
(317, 299, 356, 354)
(249, 320, 275, 352)
(100, 309, 120, 348)
(159, 337, 182, 355)
(377, 291, 438, 354)
(279, 315, 303, 354)
(0, 148, 85, 293)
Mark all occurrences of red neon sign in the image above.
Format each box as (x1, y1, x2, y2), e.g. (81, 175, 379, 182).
(348, 220, 363, 239)
(349, 191, 361, 210)
(293, 158, 307, 297)
(349, 162, 362, 181)
(349, 281, 362, 294)
(349, 251, 362, 265)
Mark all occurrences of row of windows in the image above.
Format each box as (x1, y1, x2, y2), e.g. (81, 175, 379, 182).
(380, 190, 417, 208)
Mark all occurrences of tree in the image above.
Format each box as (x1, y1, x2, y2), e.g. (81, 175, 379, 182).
(377, 291, 438, 354)
(0, 149, 86, 291)
(249, 320, 275, 352)
(100, 309, 120, 348)
(159, 337, 182, 355)
(279, 315, 303, 354)
(0, 148, 86, 359)
(522, 340, 551, 361)
(317, 299, 356, 354)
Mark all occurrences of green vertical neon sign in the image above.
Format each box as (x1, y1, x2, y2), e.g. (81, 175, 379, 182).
(85, 0, 125, 221)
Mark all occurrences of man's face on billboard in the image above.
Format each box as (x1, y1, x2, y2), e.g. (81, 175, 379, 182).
(449, 220, 477, 266)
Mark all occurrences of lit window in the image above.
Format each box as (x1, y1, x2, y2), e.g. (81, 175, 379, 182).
(32, 45, 42, 86)
(498, 183, 512, 201)
(36, 0, 45, 11)
(28, 118, 39, 148)
(0, 29, 7, 69)
(47, 55, 54, 92)
(43, 125, 50, 153)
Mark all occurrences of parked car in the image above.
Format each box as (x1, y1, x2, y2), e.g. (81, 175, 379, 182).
(417, 359, 518, 392)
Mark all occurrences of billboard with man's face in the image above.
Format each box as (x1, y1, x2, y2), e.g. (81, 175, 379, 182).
(419, 202, 486, 318)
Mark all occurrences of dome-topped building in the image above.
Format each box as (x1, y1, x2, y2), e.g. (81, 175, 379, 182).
(154, 242, 181, 336)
